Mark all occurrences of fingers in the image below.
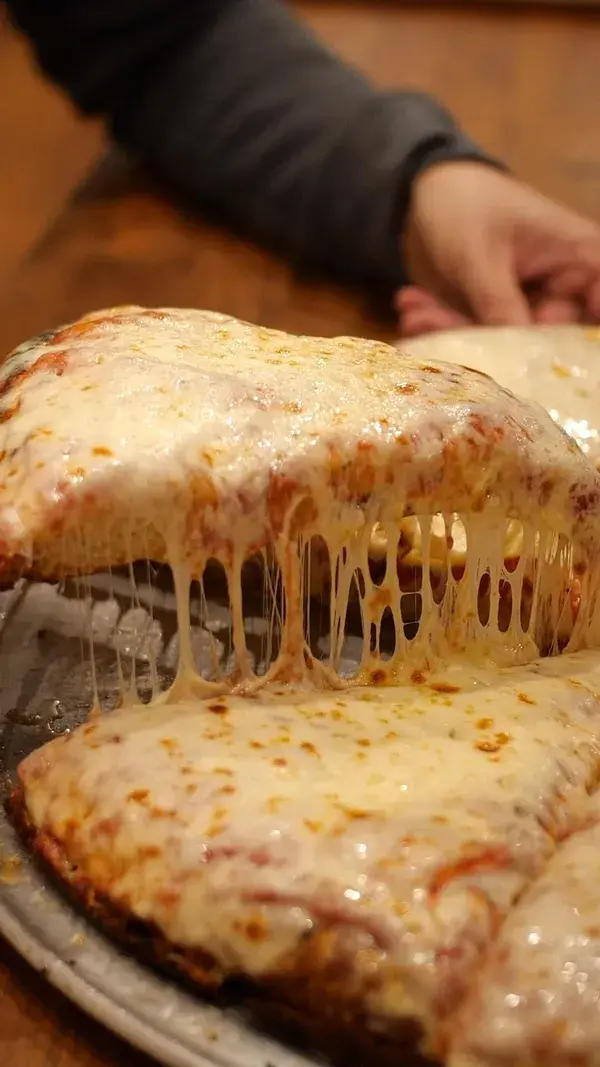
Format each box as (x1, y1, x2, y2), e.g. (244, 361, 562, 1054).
(533, 297, 582, 325)
(459, 245, 532, 327)
(588, 276, 600, 322)
(396, 287, 471, 337)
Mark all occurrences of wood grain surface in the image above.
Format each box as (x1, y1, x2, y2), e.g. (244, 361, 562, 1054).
(0, 3, 599, 1065)
(0, 22, 103, 288)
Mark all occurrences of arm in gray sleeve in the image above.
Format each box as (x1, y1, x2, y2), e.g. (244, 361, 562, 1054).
(7, 0, 503, 290)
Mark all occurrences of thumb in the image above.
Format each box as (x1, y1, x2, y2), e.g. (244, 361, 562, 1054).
(460, 247, 532, 327)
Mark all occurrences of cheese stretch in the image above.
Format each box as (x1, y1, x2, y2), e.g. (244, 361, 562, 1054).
(406, 325, 600, 466)
(8, 309, 600, 1064)
(2, 308, 600, 692)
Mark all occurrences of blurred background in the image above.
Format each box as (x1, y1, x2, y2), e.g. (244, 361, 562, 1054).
(1, 1, 599, 334)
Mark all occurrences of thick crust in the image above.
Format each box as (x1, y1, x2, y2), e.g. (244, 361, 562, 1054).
(10, 788, 425, 1066)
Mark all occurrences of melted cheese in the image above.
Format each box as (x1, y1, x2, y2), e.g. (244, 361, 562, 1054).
(19, 652, 600, 1051)
(11, 310, 600, 1057)
(449, 798, 600, 1067)
(406, 325, 600, 465)
(3, 307, 600, 692)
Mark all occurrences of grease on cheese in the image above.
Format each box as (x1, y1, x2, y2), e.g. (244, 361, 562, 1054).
(406, 325, 600, 465)
(2, 308, 600, 692)
(448, 796, 600, 1067)
(18, 652, 600, 1051)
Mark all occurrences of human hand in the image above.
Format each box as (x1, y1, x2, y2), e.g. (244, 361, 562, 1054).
(396, 161, 600, 337)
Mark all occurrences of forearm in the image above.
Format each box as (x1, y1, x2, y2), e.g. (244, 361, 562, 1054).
(8, 0, 502, 290)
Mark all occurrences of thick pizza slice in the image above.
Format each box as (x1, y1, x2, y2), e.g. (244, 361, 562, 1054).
(406, 324, 600, 466)
(2, 306, 599, 688)
(3, 307, 596, 579)
(380, 324, 600, 651)
(448, 795, 600, 1067)
(14, 652, 600, 1060)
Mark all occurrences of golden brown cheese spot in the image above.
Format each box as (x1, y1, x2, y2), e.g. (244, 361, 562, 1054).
(157, 889, 180, 910)
(92, 446, 115, 457)
(0, 349, 68, 402)
(338, 806, 373, 822)
(495, 732, 512, 746)
(138, 845, 162, 859)
(518, 691, 537, 705)
(0, 399, 22, 424)
(207, 702, 228, 716)
(249, 740, 265, 750)
(476, 717, 494, 730)
(238, 916, 269, 943)
(50, 318, 99, 345)
(300, 742, 319, 756)
(370, 669, 388, 685)
(272, 757, 288, 768)
(430, 682, 461, 695)
(410, 670, 427, 686)
(128, 788, 150, 804)
(160, 738, 179, 752)
(150, 806, 176, 820)
(475, 740, 501, 754)
(303, 819, 323, 834)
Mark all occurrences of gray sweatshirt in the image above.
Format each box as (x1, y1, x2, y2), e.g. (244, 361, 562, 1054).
(7, 0, 499, 292)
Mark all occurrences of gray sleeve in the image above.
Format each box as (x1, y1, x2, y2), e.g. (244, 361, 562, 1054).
(7, 0, 504, 291)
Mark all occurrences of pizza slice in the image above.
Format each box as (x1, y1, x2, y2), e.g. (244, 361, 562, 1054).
(381, 324, 600, 649)
(14, 652, 600, 1060)
(2, 306, 599, 689)
(406, 324, 600, 466)
(447, 795, 600, 1067)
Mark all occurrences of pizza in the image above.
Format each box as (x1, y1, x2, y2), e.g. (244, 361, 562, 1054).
(13, 653, 600, 1060)
(1, 307, 600, 689)
(446, 800, 600, 1067)
(7, 308, 600, 1064)
(406, 324, 600, 466)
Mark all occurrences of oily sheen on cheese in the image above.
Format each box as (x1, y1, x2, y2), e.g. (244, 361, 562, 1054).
(2, 307, 600, 691)
(406, 324, 600, 465)
(17, 653, 600, 1058)
(11, 308, 600, 1065)
(387, 326, 600, 592)
(448, 797, 600, 1067)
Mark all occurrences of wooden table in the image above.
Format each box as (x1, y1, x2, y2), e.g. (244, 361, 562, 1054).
(1, 3, 599, 1064)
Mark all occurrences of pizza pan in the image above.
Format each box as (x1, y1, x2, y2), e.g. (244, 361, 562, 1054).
(0, 576, 333, 1067)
